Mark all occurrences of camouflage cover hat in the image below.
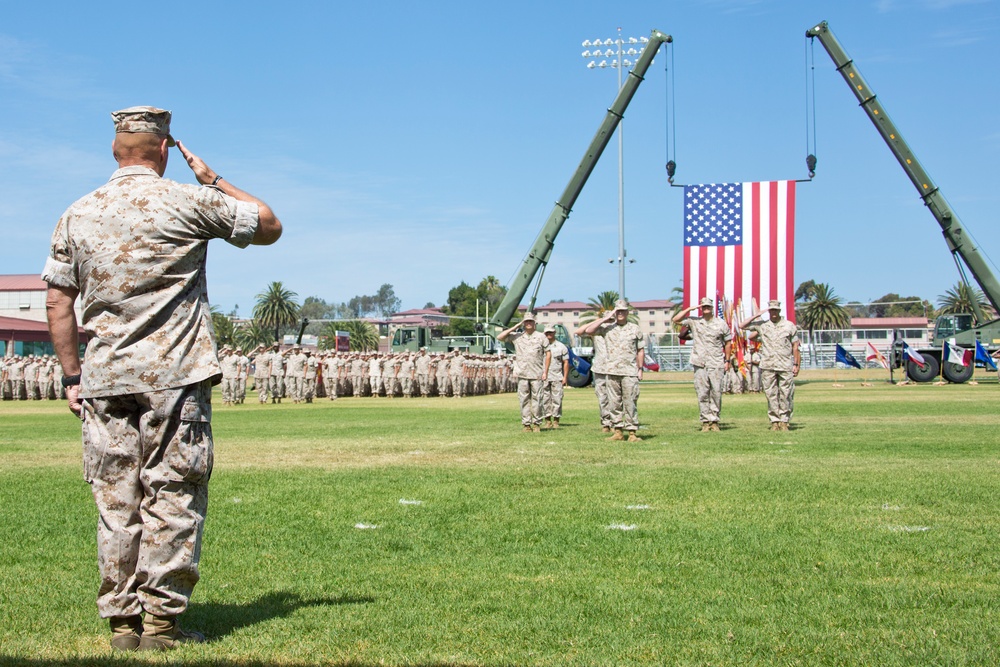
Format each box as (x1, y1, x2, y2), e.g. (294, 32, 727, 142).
(543, 325, 556, 333)
(698, 297, 714, 307)
(111, 106, 176, 146)
(522, 311, 536, 322)
(614, 299, 630, 312)
(767, 299, 782, 310)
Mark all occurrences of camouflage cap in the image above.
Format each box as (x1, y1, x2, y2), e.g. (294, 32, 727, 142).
(767, 299, 782, 310)
(111, 106, 175, 147)
(544, 326, 556, 333)
(698, 297, 713, 308)
(522, 311, 536, 322)
(614, 299, 630, 312)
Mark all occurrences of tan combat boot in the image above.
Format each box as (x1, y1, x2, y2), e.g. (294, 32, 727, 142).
(552, 418, 559, 429)
(532, 424, 541, 433)
(109, 615, 142, 651)
(710, 422, 721, 432)
(545, 419, 553, 429)
(522, 425, 532, 433)
(608, 428, 624, 441)
(701, 423, 711, 433)
(138, 615, 205, 651)
(601, 426, 611, 433)
(626, 431, 642, 442)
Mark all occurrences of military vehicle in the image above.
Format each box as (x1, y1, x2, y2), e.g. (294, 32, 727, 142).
(808, 21, 1000, 382)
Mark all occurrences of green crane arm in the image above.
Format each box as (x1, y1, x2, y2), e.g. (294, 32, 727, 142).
(806, 20, 1000, 321)
(488, 29, 672, 329)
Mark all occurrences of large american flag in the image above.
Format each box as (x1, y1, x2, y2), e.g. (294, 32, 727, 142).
(682, 181, 796, 322)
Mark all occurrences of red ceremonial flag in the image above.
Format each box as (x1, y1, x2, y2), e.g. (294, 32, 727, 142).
(682, 181, 796, 323)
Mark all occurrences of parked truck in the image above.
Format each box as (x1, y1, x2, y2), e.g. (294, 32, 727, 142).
(807, 21, 1000, 382)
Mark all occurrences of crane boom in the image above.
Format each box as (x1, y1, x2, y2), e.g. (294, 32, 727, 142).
(806, 20, 1000, 319)
(488, 29, 672, 328)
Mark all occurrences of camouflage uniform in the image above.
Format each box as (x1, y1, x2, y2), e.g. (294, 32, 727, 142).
(508, 328, 547, 428)
(542, 338, 569, 424)
(0, 355, 9, 400)
(219, 348, 239, 405)
(591, 336, 612, 431)
(593, 320, 644, 434)
(235, 351, 249, 403)
(285, 347, 305, 403)
(41, 106, 261, 623)
(682, 315, 732, 426)
(302, 352, 317, 402)
(449, 352, 465, 398)
(746, 317, 799, 425)
(268, 347, 285, 402)
(253, 347, 270, 403)
(415, 349, 431, 397)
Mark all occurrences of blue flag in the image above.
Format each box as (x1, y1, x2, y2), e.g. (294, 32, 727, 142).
(835, 344, 862, 370)
(975, 340, 997, 371)
(568, 347, 592, 375)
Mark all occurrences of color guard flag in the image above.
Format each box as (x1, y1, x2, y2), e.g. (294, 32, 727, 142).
(943, 341, 973, 367)
(683, 181, 796, 322)
(975, 340, 997, 371)
(835, 344, 862, 369)
(568, 347, 592, 376)
(902, 342, 926, 368)
(865, 342, 890, 370)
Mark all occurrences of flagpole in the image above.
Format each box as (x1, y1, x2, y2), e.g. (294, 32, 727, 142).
(935, 341, 948, 385)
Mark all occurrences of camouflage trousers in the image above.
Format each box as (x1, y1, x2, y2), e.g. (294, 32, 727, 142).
(221, 377, 237, 403)
(255, 375, 269, 402)
(286, 376, 302, 402)
(236, 377, 246, 402)
(693, 366, 724, 423)
(593, 373, 612, 428)
(517, 378, 543, 426)
(541, 379, 564, 420)
(303, 377, 316, 401)
(82, 380, 213, 619)
(606, 374, 640, 431)
(268, 375, 283, 399)
(436, 375, 450, 397)
(417, 374, 430, 397)
(450, 375, 465, 397)
(761, 369, 795, 423)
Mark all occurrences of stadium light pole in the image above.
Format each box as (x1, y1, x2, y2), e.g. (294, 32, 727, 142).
(582, 28, 648, 299)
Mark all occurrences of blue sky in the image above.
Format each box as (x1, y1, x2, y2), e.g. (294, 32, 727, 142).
(2, 0, 998, 316)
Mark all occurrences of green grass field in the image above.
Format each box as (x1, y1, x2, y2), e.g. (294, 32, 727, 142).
(1, 372, 998, 666)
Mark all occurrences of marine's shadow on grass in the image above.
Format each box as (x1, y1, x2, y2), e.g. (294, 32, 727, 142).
(1, 591, 485, 666)
(191, 590, 373, 641)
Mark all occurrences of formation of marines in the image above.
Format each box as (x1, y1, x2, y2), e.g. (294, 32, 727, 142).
(1, 353, 65, 401)
(228, 345, 519, 403)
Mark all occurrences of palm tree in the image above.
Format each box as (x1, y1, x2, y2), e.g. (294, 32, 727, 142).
(337, 320, 380, 352)
(253, 281, 300, 343)
(210, 305, 234, 347)
(581, 290, 621, 325)
(797, 283, 850, 331)
(232, 319, 273, 352)
(938, 281, 991, 317)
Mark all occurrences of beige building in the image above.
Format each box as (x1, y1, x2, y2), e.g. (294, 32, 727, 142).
(528, 299, 677, 344)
